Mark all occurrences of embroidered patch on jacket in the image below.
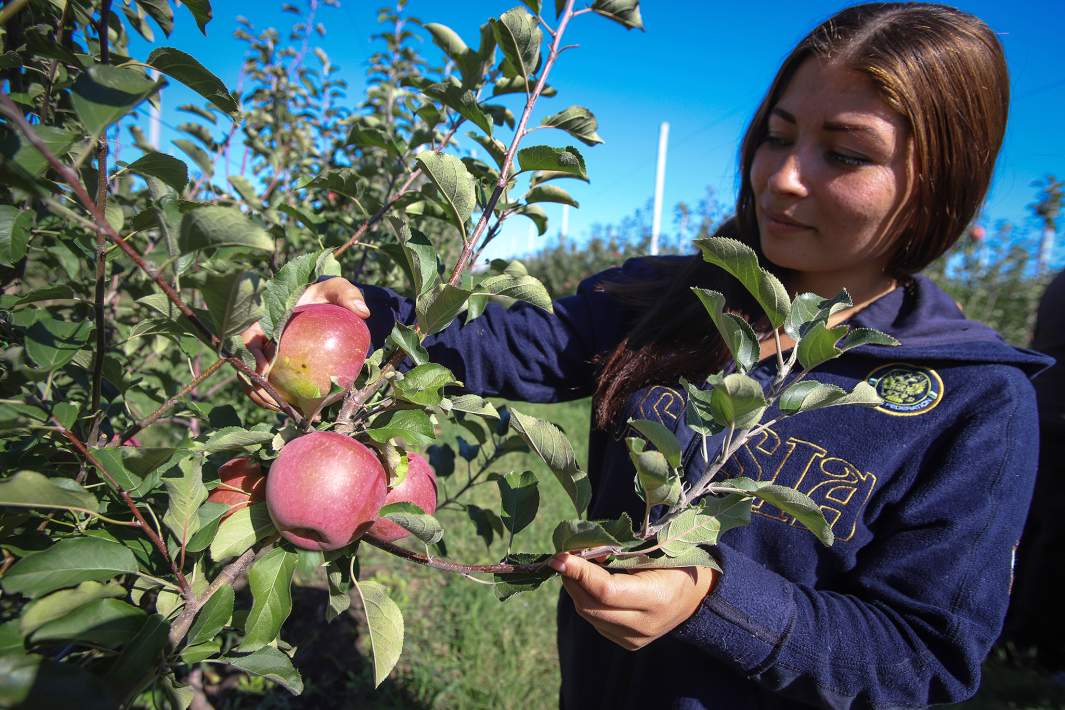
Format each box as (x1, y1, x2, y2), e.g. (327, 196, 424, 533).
(865, 363, 944, 416)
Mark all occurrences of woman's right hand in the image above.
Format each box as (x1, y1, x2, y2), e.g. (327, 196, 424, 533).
(240, 277, 371, 410)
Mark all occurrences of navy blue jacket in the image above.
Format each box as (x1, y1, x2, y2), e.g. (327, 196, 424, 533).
(358, 256, 1052, 709)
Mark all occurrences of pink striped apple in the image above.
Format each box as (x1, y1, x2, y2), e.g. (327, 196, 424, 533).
(266, 431, 387, 551)
(268, 303, 370, 417)
(368, 452, 439, 543)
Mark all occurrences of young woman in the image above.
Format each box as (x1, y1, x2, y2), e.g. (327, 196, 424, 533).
(245, 3, 1052, 707)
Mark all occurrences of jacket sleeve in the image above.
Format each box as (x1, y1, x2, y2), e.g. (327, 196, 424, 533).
(356, 259, 649, 403)
(672, 368, 1040, 709)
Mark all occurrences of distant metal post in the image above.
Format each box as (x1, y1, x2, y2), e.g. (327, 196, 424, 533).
(651, 121, 670, 255)
(149, 69, 162, 150)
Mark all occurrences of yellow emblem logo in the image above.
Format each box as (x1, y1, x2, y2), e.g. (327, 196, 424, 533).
(866, 363, 944, 416)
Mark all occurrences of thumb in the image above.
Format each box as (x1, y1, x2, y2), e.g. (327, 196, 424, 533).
(550, 552, 615, 603)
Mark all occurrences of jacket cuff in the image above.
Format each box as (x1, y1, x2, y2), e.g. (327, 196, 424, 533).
(672, 544, 796, 675)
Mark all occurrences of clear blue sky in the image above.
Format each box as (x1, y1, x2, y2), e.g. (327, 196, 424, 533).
(133, 1, 1065, 263)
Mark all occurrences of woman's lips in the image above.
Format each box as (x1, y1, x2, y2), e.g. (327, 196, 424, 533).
(762, 208, 813, 235)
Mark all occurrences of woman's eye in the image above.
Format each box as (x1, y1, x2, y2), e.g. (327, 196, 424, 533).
(763, 134, 789, 147)
(829, 151, 869, 167)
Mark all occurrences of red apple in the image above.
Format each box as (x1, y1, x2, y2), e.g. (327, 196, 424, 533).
(265, 431, 387, 551)
(268, 303, 371, 417)
(970, 225, 986, 243)
(207, 456, 266, 520)
(368, 452, 439, 543)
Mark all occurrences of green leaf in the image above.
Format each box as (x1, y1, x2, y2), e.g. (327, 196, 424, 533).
(179, 0, 212, 33)
(516, 204, 548, 235)
(226, 646, 304, 695)
(423, 23, 483, 88)
(0, 653, 113, 708)
(517, 145, 587, 179)
(387, 322, 429, 367)
(258, 250, 321, 341)
(103, 614, 170, 705)
(203, 427, 274, 453)
(708, 373, 767, 429)
(690, 288, 759, 373)
(147, 47, 236, 115)
(495, 470, 539, 536)
(627, 419, 681, 468)
(416, 284, 472, 335)
(552, 519, 621, 552)
(210, 502, 276, 561)
(608, 545, 720, 570)
(0, 206, 32, 266)
(784, 290, 851, 340)
(136, 0, 174, 36)
(386, 217, 439, 298)
(20, 581, 125, 636)
(325, 558, 352, 621)
(9, 284, 75, 307)
(541, 105, 603, 146)
(394, 363, 459, 407)
(509, 408, 591, 515)
(126, 151, 188, 193)
(592, 0, 645, 30)
(1, 536, 137, 599)
(467, 504, 506, 547)
(179, 206, 273, 255)
(658, 507, 721, 556)
(468, 132, 507, 169)
(24, 315, 93, 370)
(162, 458, 208, 545)
(523, 184, 579, 207)
(694, 237, 790, 328)
(173, 137, 213, 175)
(222, 175, 258, 205)
(626, 438, 681, 507)
(30, 598, 145, 649)
(723, 477, 834, 545)
(422, 83, 492, 136)
(838, 327, 900, 352)
(239, 548, 297, 652)
(796, 321, 849, 371)
(493, 553, 553, 600)
(778, 380, 883, 416)
(378, 502, 444, 544)
(491, 7, 542, 78)
(700, 493, 753, 536)
(352, 579, 404, 688)
(2, 124, 77, 177)
(416, 151, 476, 236)
(446, 394, 500, 420)
(185, 501, 228, 553)
(202, 270, 262, 340)
(71, 65, 159, 137)
(474, 264, 554, 313)
(365, 409, 436, 447)
(0, 471, 98, 514)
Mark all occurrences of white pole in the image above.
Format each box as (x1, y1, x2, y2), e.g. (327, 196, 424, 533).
(527, 220, 535, 255)
(651, 121, 670, 256)
(149, 69, 162, 150)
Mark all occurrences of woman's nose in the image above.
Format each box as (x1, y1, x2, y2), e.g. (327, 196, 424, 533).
(766, 150, 808, 198)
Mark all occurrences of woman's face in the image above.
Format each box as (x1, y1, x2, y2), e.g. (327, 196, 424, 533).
(750, 58, 913, 296)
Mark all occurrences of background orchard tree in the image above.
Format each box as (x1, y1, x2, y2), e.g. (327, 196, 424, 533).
(0, 0, 898, 706)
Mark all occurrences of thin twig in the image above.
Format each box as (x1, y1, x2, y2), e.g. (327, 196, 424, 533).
(0, 0, 30, 27)
(118, 357, 226, 444)
(447, 0, 580, 283)
(51, 418, 190, 593)
(364, 535, 608, 575)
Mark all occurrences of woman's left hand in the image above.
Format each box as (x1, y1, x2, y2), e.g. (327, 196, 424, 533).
(549, 552, 717, 651)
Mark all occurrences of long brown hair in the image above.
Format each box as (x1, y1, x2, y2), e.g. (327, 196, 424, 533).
(593, 2, 1010, 430)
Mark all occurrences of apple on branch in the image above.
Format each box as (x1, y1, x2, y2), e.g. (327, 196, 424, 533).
(268, 303, 371, 417)
(207, 456, 266, 520)
(266, 431, 387, 551)
(368, 452, 439, 543)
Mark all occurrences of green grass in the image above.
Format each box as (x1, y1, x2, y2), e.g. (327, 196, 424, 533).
(209, 397, 1065, 709)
